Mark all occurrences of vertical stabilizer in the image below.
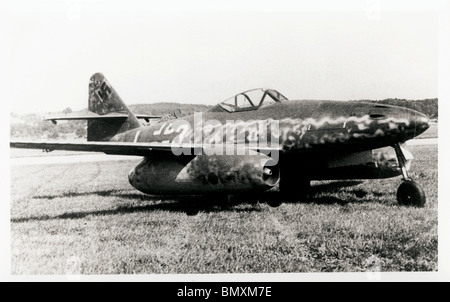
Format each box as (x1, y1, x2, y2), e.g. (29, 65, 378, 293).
(87, 73, 141, 141)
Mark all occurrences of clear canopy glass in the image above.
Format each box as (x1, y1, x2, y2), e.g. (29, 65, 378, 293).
(218, 88, 288, 112)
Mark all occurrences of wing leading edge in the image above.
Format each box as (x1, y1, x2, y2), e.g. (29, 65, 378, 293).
(10, 141, 281, 156)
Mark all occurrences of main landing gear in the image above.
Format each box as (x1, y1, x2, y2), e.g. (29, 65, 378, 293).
(393, 143, 426, 207)
(263, 178, 311, 208)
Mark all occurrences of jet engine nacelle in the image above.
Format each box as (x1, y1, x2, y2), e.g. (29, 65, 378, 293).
(128, 152, 280, 195)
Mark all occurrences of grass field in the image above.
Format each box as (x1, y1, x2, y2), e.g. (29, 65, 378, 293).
(10, 143, 438, 275)
(416, 122, 438, 139)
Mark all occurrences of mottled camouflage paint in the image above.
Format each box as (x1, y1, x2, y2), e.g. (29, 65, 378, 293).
(89, 73, 126, 115)
(128, 151, 279, 194)
(278, 115, 412, 152)
(112, 102, 427, 154)
(123, 100, 428, 194)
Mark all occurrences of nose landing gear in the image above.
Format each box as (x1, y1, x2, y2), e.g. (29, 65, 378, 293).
(393, 143, 426, 207)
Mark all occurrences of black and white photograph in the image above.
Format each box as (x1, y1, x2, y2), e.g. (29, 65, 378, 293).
(3, 0, 449, 283)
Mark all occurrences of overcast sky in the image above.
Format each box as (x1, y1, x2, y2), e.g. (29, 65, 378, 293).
(3, 0, 439, 114)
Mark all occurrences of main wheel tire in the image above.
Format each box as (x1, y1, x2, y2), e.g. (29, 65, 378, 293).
(185, 205, 200, 216)
(266, 197, 282, 208)
(397, 180, 426, 207)
(260, 192, 282, 207)
(280, 179, 311, 202)
(183, 197, 201, 215)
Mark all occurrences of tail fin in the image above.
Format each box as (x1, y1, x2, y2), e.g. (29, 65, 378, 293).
(87, 73, 141, 141)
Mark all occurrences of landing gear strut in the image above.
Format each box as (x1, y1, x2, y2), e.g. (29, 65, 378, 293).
(393, 143, 426, 207)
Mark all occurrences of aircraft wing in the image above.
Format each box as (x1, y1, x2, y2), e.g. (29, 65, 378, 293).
(10, 141, 281, 156)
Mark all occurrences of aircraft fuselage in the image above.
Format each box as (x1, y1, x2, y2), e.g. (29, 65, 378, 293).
(118, 100, 429, 195)
(111, 100, 430, 153)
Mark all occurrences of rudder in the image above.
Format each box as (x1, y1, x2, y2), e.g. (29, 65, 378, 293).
(87, 73, 141, 141)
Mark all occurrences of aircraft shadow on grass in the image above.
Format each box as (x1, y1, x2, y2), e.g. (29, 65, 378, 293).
(12, 180, 375, 223)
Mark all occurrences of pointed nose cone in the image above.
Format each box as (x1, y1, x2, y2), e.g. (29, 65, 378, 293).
(413, 112, 430, 137)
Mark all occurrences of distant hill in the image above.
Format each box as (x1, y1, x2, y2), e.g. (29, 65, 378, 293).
(128, 103, 212, 117)
(53, 103, 213, 117)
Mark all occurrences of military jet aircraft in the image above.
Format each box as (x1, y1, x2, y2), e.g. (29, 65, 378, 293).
(11, 73, 431, 211)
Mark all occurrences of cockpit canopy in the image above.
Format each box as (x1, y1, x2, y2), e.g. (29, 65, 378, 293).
(216, 88, 288, 113)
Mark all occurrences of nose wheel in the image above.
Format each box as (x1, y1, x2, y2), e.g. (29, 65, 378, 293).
(393, 143, 426, 207)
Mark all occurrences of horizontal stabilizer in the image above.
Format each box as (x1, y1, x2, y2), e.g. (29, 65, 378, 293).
(45, 112, 161, 124)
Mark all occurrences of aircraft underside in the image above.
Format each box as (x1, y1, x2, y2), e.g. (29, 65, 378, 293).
(128, 145, 408, 194)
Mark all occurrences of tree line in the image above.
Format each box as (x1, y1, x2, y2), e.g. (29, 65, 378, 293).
(10, 113, 86, 140)
(365, 98, 438, 119)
